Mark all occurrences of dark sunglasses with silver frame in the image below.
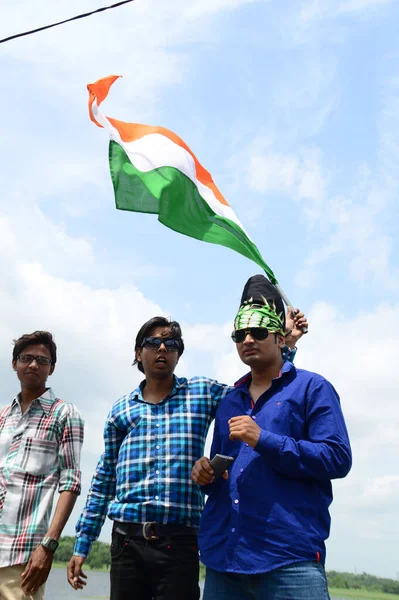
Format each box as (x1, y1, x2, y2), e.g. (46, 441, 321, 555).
(231, 327, 270, 344)
(141, 337, 183, 353)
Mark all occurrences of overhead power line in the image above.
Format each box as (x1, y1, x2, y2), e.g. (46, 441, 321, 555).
(0, 0, 136, 44)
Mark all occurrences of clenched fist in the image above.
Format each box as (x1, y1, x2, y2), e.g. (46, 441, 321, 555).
(229, 415, 261, 448)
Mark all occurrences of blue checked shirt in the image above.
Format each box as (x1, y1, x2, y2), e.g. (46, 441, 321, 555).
(74, 376, 230, 557)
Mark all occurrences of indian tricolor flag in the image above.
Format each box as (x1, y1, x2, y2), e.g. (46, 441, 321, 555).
(87, 75, 278, 284)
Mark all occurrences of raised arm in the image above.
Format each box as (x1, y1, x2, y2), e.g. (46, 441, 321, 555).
(284, 307, 308, 349)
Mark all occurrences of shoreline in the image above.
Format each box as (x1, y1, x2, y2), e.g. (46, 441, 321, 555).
(52, 566, 399, 599)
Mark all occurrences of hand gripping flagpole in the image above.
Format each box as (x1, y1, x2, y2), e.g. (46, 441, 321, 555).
(274, 284, 308, 335)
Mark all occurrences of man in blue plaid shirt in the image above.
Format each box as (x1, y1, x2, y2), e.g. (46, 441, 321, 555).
(68, 307, 307, 600)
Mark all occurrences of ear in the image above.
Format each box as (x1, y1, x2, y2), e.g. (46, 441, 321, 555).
(49, 364, 55, 376)
(135, 348, 142, 364)
(277, 334, 285, 349)
(12, 360, 17, 371)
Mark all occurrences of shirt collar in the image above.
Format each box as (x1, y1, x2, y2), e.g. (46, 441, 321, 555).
(234, 360, 295, 389)
(129, 375, 188, 402)
(12, 388, 56, 415)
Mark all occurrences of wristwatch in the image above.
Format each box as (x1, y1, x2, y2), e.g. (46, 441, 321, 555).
(40, 536, 59, 553)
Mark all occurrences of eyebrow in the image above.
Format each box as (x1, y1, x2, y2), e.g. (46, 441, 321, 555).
(151, 332, 173, 338)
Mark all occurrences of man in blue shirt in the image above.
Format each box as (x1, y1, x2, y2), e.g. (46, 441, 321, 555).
(192, 276, 352, 600)
(68, 316, 229, 600)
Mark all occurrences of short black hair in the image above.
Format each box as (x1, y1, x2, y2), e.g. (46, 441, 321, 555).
(133, 316, 184, 373)
(13, 331, 57, 364)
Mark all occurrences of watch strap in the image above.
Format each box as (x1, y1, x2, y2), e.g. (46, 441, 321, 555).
(40, 536, 59, 552)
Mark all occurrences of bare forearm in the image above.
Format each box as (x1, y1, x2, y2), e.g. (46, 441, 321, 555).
(46, 491, 79, 540)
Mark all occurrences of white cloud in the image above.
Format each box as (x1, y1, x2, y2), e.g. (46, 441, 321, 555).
(361, 475, 399, 506)
(0, 0, 265, 116)
(0, 212, 95, 281)
(337, 0, 394, 15)
(301, 152, 399, 288)
(182, 0, 265, 19)
(236, 63, 399, 289)
(247, 147, 326, 224)
(299, 0, 328, 23)
(299, 0, 393, 22)
(249, 154, 300, 194)
(294, 268, 318, 289)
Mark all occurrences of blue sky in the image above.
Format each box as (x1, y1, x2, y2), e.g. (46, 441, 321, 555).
(1, 0, 398, 580)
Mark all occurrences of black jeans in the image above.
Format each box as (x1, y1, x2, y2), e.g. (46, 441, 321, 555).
(110, 527, 200, 600)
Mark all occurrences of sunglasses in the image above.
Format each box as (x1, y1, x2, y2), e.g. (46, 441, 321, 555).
(141, 337, 182, 352)
(231, 328, 270, 344)
(17, 354, 52, 366)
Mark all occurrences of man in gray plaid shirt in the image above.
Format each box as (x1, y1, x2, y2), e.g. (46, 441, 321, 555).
(0, 331, 84, 600)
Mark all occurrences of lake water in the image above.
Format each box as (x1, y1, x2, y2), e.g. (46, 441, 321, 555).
(46, 569, 349, 599)
(47, 568, 109, 599)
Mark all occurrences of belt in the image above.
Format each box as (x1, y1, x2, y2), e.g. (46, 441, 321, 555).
(114, 521, 198, 541)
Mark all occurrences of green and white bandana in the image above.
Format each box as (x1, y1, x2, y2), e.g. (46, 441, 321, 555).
(234, 297, 285, 336)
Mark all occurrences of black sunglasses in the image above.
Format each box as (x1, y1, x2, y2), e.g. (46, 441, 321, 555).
(231, 328, 270, 344)
(141, 336, 182, 352)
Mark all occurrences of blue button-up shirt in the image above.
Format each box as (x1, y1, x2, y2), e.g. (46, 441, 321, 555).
(74, 376, 229, 557)
(199, 362, 352, 574)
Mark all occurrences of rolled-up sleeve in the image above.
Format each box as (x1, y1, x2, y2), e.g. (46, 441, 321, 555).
(58, 404, 84, 494)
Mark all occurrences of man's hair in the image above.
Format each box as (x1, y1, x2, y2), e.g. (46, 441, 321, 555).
(133, 316, 184, 373)
(12, 331, 57, 364)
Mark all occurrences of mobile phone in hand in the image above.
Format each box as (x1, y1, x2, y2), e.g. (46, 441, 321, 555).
(209, 454, 235, 481)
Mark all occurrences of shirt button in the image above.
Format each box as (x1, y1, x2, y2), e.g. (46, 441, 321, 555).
(245, 443, 249, 447)
(155, 470, 159, 475)
(234, 499, 239, 504)
(240, 468, 244, 473)
(155, 496, 159, 500)
(231, 528, 235, 533)
(252, 416, 256, 420)
(156, 423, 160, 427)
(156, 445, 160, 450)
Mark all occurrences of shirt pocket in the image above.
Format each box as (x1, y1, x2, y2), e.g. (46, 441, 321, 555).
(19, 437, 59, 476)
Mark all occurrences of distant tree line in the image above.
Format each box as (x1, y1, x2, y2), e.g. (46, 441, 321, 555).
(55, 537, 399, 594)
(327, 570, 399, 595)
(55, 536, 110, 570)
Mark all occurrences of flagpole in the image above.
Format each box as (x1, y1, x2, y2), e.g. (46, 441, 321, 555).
(275, 284, 308, 334)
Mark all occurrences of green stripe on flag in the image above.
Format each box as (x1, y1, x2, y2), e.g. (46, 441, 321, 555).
(109, 140, 278, 284)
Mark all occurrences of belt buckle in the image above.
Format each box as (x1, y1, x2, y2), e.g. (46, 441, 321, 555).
(142, 522, 158, 540)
